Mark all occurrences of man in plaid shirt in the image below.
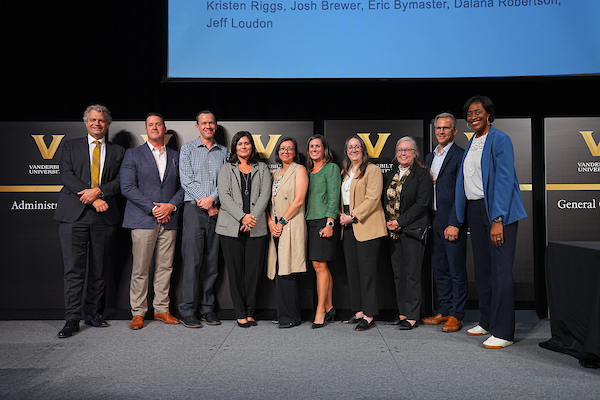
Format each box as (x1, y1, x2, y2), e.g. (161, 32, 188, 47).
(178, 110, 228, 328)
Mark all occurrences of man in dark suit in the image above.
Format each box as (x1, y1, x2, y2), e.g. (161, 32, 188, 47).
(54, 104, 125, 338)
(120, 113, 184, 330)
(422, 112, 468, 332)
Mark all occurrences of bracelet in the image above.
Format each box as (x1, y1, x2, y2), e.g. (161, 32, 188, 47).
(279, 216, 289, 226)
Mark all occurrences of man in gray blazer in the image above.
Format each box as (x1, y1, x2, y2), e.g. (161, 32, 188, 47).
(120, 113, 184, 330)
(54, 104, 125, 338)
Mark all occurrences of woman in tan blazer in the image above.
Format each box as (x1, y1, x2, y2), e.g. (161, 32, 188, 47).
(267, 137, 309, 328)
(339, 135, 387, 331)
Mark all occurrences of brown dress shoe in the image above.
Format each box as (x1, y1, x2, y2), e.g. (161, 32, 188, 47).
(154, 312, 180, 325)
(422, 313, 449, 325)
(442, 316, 463, 332)
(130, 316, 144, 330)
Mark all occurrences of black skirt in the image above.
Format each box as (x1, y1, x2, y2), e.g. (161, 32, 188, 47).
(307, 218, 337, 262)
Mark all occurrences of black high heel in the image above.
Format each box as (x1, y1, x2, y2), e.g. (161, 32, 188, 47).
(325, 308, 337, 322)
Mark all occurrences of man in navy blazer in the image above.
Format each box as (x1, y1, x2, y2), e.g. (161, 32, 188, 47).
(54, 105, 125, 338)
(422, 113, 468, 332)
(120, 113, 184, 330)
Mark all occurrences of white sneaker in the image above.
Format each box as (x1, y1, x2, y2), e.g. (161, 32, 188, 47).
(467, 325, 490, 336)
(483, 335, 514, 349)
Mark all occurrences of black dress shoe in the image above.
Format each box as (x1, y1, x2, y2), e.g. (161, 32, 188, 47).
(386, 319, 401, 325)
(355, 319, 376, 331)
(58, 320, 79, 338)
(84, 314, 108, 328)
(181, 315, 203, 328)
(202, 311, 222, 325)
(342, 314, 364, 324)
(248, 320, 258, 326)
(398, 320, 418, 330)
(278, 321, 299, 329)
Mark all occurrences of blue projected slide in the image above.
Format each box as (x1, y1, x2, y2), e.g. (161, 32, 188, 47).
(168, 0, 600, 79)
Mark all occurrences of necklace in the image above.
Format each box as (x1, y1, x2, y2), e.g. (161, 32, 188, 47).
(241, 171, 250, 195)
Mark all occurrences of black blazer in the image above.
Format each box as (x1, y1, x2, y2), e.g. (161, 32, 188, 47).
(383, 162, 433, 231)
(54, 137, 125, 225)
(425, 143, 464, 228)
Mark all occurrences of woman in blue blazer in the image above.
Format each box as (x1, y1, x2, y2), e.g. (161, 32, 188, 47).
(446, 96, 527, 349)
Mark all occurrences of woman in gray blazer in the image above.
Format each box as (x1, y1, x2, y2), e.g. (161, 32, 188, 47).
(216, 131, 272, 328)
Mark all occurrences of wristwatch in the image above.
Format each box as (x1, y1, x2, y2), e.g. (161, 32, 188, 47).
(279, 216, 289, 226)
(351, 214, 358, 224)
(493, 216, 503, 223)
(326, 221, 334, 227)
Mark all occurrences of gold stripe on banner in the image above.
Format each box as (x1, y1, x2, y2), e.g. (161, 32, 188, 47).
(520, 184, 532, 191)
(0, 185, 63, 192)
(547, 184, 600, 191)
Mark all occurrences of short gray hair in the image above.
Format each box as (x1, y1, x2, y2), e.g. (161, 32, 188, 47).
(83, 104, 112, 123)
(434, 112, 457, 130)
(395, 136, 419, 159)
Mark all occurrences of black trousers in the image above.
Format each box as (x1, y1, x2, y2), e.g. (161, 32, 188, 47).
(220, 234, 267, 319)
(59, 207, 116, 321)
(273, 237, 302, 325)
(468, 199, 518, 341)
(390, 234, 426, 321)
(342, 227, 381, 317)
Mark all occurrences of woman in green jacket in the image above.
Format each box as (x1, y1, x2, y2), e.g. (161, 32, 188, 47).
(305, 134, 341, 329)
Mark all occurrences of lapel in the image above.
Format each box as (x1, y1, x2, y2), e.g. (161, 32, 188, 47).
(438, 143, 456, 177)
(481, 126, 496, 190)
(100, 140, 113, 184)
(164, 148, 174, 180)
(78, 137, 91, 181)
(278, 163, 297, 189)
(141, 144, 161, 183)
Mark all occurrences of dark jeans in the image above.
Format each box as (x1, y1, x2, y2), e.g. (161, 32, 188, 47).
(178, 203, 220, 317)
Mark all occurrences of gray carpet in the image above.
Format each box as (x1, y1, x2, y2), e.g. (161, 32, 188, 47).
(1, 315, 599, 399)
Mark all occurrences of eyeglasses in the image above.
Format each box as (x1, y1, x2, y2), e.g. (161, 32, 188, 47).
(279, 147, 296, 153)
(466, 109, 485, 118)
(396, 148, 415, 154)
(347, 145, 362, 151)
(435, 126, 453, 132)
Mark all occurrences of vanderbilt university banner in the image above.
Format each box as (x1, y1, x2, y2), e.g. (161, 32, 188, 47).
(430, 119, 534, 304)
(0, 120, 313, 316)
(545, 117, 600, 241)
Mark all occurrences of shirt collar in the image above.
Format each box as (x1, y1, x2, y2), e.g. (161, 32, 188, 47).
(147, 140, 166, 154)
(434, 141, 454, 156)
(87, 134, 106, 145)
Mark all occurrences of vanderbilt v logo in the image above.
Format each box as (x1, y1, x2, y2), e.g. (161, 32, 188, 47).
(463, 132, 475, 141)
(32, 135, 65, 159)
(580, 131, 600, 156)
(141, 134, 174, 145)
(252, 134, 281, 159)
(357, 133, 391, 158)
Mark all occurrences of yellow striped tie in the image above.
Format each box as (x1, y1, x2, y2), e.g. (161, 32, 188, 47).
(91, 140, 100, 188)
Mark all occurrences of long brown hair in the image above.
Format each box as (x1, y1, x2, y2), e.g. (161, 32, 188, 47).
(341, 135, 369, 180)
(305, 134, 333, 171)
